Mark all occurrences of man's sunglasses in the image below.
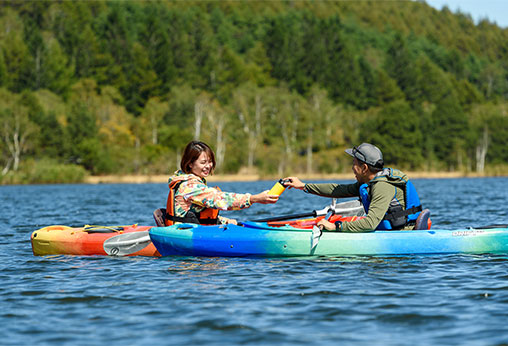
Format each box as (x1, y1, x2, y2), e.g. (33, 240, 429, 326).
(352, 146, 368, 163)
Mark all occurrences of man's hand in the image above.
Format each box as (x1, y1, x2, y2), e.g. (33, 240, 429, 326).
(317, 219, 336, 231)
(282, 177, 305, 190)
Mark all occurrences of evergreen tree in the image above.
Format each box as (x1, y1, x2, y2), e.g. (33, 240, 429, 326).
(0, 49, 7, 87)
(20, 91, 64, 158)
(122, 42, 160, 115)
(264, 11, 303, 90)
(360, 100, 424, 169)
(1, 31, 32, 92)
(65, 102, 97, 164)
(39, 37, 73, 95)
(373, 69, 405, 105)
(385, 33, 420, 105)
(430, 94, 470, 168)
(322, 15, 365, 107)
(140, 4, 175, 95)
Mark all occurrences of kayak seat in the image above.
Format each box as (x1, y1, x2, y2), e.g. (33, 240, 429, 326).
(415, 209, 431, 230)
(153, 208, 166, 227)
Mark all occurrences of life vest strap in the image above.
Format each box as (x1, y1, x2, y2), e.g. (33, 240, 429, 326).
(383, 205, 422, 222)
(166, 179, 220, 226)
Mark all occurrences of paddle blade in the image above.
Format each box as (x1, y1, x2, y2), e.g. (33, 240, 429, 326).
(311, 225, 322, 251)
(103, 231, 151, 256)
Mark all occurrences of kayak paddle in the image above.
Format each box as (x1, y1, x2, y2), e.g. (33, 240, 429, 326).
(103, 231, 151, 256)
(311, 204, 335, 252)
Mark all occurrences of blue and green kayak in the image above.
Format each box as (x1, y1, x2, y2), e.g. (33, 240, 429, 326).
(149, 221, 508, 257)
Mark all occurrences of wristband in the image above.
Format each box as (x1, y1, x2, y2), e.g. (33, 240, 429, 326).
(303, 184, 309, 193)
(334, 220, 342, 232)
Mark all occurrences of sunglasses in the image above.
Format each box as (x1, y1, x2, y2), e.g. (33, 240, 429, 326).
(352, 146, 368, 163)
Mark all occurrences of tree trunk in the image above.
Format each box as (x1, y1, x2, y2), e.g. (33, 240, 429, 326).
(194, 101, 204, 140)
(281, 127, 291, 175)
(239, 94, 263, 172)
(306, 127, 313, 174)
(3, 118, 22, 171)
(151, 115, 158, 145)
(215, 116, 226, 169)
(2, 157, 12, 175)
(35, 47, 41, 90)
(247, 135, 255, 170)
(476, 126, 489, 173)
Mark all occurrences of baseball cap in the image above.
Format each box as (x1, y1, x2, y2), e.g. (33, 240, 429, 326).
(345, 143, 384, 168)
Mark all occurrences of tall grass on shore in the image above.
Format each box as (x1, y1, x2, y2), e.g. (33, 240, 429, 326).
(0, 159, 87, 185)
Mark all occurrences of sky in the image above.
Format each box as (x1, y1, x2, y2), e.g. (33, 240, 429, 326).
(425, 0, 508, 28)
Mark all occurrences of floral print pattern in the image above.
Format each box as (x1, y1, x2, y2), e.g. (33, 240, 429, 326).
(168, 170, 251, 224)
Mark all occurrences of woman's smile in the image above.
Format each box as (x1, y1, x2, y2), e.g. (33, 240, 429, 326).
(190, 152, 213, 178)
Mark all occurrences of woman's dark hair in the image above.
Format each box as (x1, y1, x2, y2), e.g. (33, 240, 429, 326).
(180, 141, 216, 174)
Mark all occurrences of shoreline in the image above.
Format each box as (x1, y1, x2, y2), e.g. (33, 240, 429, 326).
(84, 171, 502, 184)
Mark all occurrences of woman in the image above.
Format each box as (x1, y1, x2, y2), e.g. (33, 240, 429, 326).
(164, 141, 278, 226)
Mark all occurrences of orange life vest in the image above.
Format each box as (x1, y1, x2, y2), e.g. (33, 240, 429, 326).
(165, 180, 219, 226)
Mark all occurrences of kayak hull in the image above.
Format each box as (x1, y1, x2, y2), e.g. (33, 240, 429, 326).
(149, 222, 508, 257)
(31, 225, 160, 257)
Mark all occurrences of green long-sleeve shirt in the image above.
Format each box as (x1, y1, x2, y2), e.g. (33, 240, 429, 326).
(304, 179, 407, 232)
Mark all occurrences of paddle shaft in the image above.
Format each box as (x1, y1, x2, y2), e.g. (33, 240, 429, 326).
(251, 200, 363, 223)
(252, 211, 316, 222)
(473, 224, 508, 229)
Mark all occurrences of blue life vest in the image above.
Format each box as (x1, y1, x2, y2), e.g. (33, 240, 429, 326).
(359, 168, 422, 230)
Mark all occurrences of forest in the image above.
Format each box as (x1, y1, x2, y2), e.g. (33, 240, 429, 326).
(1, 0, 508, 184)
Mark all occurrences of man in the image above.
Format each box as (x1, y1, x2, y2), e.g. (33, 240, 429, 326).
(284, 143, 423, 232)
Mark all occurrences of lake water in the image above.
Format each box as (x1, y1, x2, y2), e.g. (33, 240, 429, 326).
(2, 177, 508, 345)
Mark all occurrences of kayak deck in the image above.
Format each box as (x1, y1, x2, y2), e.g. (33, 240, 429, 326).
(31, 225, 159, 256)
(149, 222, 508, 257)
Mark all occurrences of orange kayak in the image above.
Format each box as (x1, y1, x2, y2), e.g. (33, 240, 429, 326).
(31, 225, 160, 257)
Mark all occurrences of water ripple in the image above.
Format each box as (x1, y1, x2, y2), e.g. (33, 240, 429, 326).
(2, 179, 508, 345)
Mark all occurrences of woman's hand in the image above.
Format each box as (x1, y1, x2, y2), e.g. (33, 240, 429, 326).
(250, 190, 279, 204)
(225, 217, 238, 225)
(317, 219, 336, 231)
(282, 176, 305, 190)
(219, 216, 238, 225)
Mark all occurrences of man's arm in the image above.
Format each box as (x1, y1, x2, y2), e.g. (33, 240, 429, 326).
(304, 181, 361, 198)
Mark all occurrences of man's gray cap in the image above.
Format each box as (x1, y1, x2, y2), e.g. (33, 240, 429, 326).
(345, 143, 384, 168)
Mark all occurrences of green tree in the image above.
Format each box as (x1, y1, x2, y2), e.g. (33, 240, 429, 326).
(140, 4, 175, 95)
(373, 69, 405, 105)
(360, 100, 424, 169)
(322, 16, 365, 107)
(430, 94, 470, 169)
(141, 97, 169, 146)
(244, 42, 275, 87)
(65, 102, 97, 165)
(20, 90, 65, 159)
(122, 42, 160, 114)
(1, 31, 32, 92)
(0, 89, 38, 173)
(414, 56, 451, 106)
(232, 82, 266, 171)
(39, 35, 73, 95)
(50, 1, 105, 79)
(385, 33, 420, 105)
